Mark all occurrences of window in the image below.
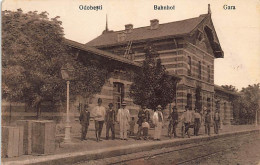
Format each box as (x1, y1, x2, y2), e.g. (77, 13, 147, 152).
(207, 98, 211, 109)
(187, 93, 192, 110)
(113, 82, 124, 110)
(187, 56, 191, 76)
(198, 61, 202, 79)
(207, 65, 210, 82)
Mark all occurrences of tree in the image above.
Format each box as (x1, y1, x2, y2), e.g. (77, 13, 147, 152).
(239, 84, 260, 124)
(2, 9, 107, 118)
(129, 44, 180, 110)
(221, 85, 238, 92)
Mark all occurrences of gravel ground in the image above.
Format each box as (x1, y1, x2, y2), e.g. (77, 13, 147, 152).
(194, 138, 260, 165)
(76, 132, 260, 165)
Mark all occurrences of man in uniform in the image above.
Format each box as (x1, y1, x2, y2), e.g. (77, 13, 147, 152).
(169, 106, 179, 138)
(105, 103, 116, 140)
(79, 104, 90, 141)
(117, 101, 130, 140)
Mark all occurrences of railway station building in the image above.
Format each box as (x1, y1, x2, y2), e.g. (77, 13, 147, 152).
(2, 7, 238, 126)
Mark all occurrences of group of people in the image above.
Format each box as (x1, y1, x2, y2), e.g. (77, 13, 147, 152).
(79, 98, 130, 141)
(79, 98, 221, 142)
(168, 105, 221, 138)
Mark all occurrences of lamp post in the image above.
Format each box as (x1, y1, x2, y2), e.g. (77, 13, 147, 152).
(61, 63, 74, 143)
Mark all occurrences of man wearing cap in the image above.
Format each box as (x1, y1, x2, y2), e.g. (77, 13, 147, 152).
(105, 103, 116, 140)
(93, 98, 106, 142)
(153, 105, 164, 140)
(117, 101, 130, 140)
(169, 106, 179, 138)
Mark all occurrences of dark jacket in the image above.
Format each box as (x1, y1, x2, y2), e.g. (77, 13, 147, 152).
(105, 108, 116, 124)
(79, 110, 90, 125)
(137, 109, 146, 125)
(205, 113, 212, 124)
(169, 111, 179, 124)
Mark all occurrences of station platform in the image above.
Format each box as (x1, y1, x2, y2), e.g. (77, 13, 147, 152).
(2, 124, 260, 165)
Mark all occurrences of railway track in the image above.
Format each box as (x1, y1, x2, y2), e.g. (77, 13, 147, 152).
(75, 131, 259, 165)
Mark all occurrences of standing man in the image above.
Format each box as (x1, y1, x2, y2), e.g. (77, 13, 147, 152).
(214, 110, 220, 134)
(169, 106, 179, 138)
(105, 103, 116, 140)
(153, 105, 164, 141)
(93, 98, 106, 142)
(117, 101, 130, 140)
(205, 109, 212, 136)
(193, 108, 201, 136)
(182, 105, 192, 138)
(79, 104, 90, 141)
(136, 105, 146, 140)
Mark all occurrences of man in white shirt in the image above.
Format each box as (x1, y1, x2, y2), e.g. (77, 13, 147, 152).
(117, 101, 130, 140)
(182, 105, 192, 138)
(93, 98, 106, 142)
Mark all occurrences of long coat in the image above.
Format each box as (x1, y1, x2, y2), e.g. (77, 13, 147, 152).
(79, 110, 90, 125)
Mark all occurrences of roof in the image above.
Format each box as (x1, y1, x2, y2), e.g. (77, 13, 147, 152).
(65, 39, 141, 67)
(86, 14, 208, 47)
(214, 85, 240, 97)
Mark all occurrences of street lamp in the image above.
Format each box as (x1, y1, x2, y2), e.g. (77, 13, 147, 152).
(61, 63, 74, 143)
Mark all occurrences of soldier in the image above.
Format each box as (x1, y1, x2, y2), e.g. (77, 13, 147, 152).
(205, 109, 212, 136)
(117, 101, 130, 140)
(153, 105, 164, 140)
(169, 106, 179, 138)
(214, 110, 221, 134)
(79, 104, 90, 141)
(93, 98, 106, 142)
(105, 103, 116, 140)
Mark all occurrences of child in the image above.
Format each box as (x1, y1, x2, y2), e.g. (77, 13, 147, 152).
(142, 119, 150, 140)
(129, 117, 135, 136)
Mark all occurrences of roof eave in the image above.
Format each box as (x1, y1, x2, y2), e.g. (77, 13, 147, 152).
(89, 33, 189, 49)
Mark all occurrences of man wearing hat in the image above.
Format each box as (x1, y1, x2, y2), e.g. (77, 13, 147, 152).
(153, 105, 164, 140)
(205, 109, 212, 136)
(105, 103, 116, 140)
(168, 106, 179, 138)
(79, 104, 90, 141)
(93, 98, 106, 142)
(117, 101, 130, 140)
(182, 105, 192, 138)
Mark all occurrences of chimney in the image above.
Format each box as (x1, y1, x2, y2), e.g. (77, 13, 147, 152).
(150, 19, 159, 30)
(125, 24, 133, 33)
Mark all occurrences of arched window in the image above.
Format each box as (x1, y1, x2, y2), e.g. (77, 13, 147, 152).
(187, 56, 191, 76)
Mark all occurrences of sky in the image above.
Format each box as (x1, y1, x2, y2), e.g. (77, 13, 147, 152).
(2, 0, 260, 90)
